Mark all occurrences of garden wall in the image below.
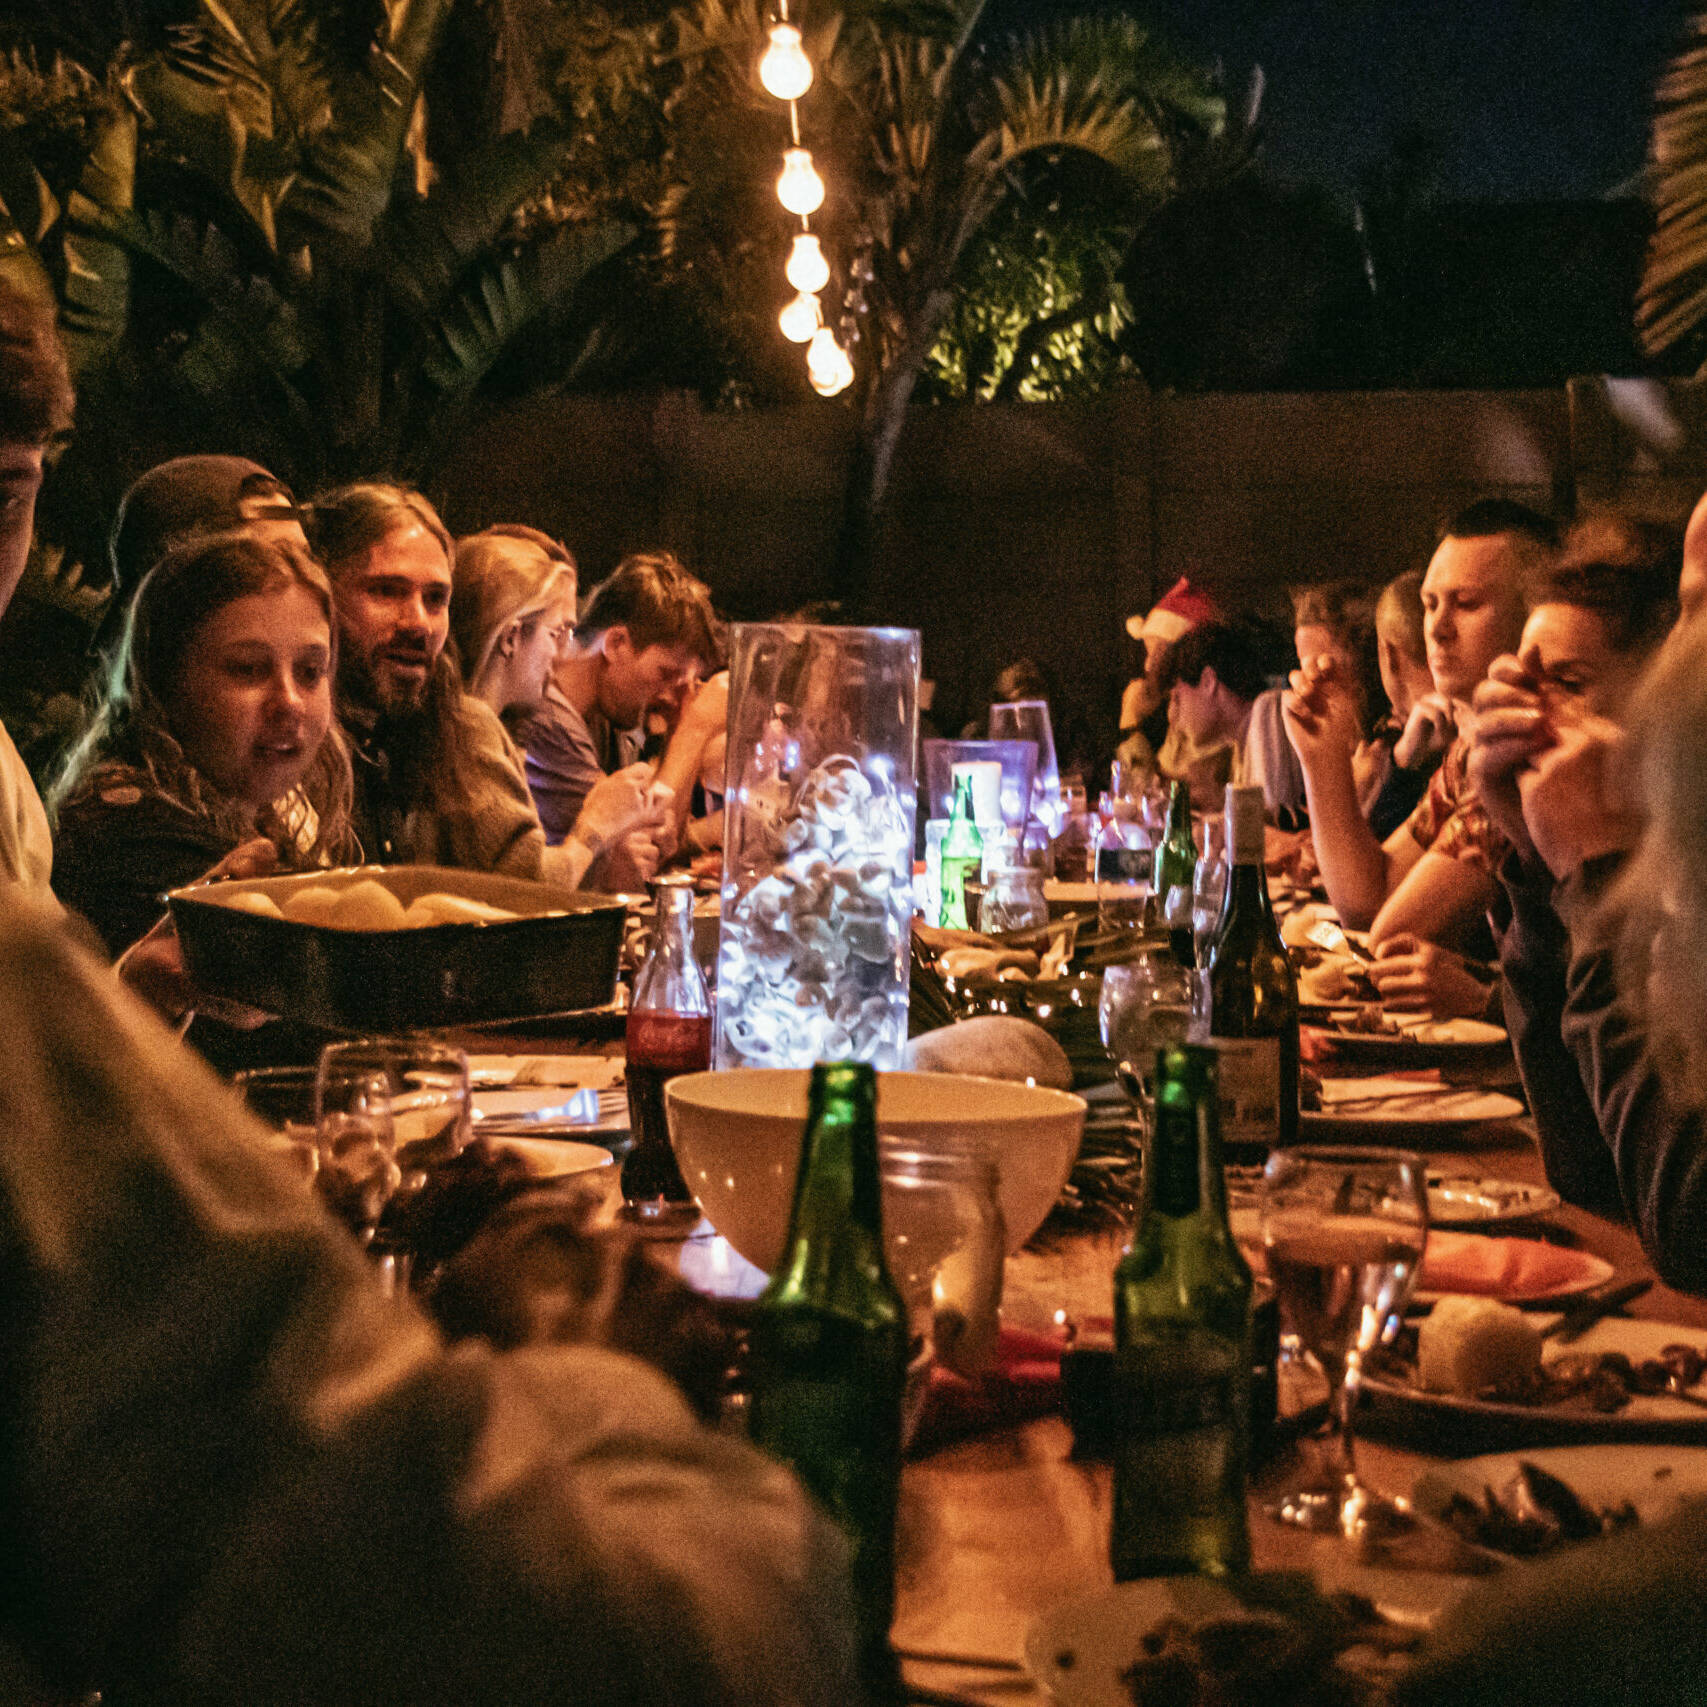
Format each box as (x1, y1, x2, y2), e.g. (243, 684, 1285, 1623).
(436, 376, 1697, 744)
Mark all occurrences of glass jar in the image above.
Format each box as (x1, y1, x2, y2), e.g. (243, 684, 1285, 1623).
(716, 623, 921, 1070)
(977, 857, 1048, 935)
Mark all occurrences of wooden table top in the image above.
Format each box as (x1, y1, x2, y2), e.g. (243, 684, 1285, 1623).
(890, 1118, 1707, 1703)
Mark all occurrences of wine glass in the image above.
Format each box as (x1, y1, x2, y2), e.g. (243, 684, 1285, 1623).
(989, 701, 1062, 837)
(318, 1039, 471, 1286)
(312, 1063, 400, 1264)
(1259, 1146, 1429, 1538)
(1191, 817, 1228, 966)
(1099, 953, 1196, 1133)
(880, 1141, 1006, 1446)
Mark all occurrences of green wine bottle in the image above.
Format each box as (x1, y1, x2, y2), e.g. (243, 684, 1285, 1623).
(1153, 780, 1199, 965)
(1206, 784, 1300, 1166)
(1111, 1043, 1253, 1581)
(938, 772, 984, 931)
(747, 1061, 909, 1697)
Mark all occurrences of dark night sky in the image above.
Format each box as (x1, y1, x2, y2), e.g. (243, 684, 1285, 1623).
(1066, 0, 1687, 202)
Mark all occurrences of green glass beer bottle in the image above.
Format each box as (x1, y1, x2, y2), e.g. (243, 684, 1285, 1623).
(747, 1061, 909, 1697)
(938, 772, 984, 930)
(1111, 1043, 1253, 1581)
(1206, 783, 1300, 1167)
(1153, 780, 1199, 965)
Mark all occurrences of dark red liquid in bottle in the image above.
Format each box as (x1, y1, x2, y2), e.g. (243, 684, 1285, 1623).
(622, 1010, 712, 1212)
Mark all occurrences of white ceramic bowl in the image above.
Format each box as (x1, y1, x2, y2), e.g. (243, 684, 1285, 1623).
(665, 1069, 1086, 1275)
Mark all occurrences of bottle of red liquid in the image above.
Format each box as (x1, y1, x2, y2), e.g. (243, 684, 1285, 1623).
(622, 872, 711, 1232)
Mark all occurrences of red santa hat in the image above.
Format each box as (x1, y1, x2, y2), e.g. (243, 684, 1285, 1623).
(1126, 576, 1218, 645)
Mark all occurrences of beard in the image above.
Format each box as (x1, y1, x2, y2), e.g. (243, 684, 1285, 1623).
(341, 637, 439, 718)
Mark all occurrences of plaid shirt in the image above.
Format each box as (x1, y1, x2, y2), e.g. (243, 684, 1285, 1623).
(1400, 733, 1509, 871)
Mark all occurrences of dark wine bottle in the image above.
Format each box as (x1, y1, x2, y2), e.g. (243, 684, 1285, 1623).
(1205, 784, 1300, 1165)
(1153, 779, 1199, 966)
(746, 1061, 908, 1698)
(1111, 1043, 1253, 1580)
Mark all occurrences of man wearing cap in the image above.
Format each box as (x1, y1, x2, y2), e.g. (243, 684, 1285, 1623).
(99, 454, 306, 657)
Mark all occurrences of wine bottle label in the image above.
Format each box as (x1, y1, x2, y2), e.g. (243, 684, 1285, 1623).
(1095, 846, 1152, 885)
(1209, 1036, 1281, 1149)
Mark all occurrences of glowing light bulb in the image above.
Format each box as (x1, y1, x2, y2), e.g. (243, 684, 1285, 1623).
(806, 327, 853, 395)
(776, 148, 825, 216)
(785, 233, 830, 294)
(758, 23, 813, 101)
(779, 290, 821, 343)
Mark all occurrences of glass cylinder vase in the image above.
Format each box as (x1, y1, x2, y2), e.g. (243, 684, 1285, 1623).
(716, 623, 921, 1070)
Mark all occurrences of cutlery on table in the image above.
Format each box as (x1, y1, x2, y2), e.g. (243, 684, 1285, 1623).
(1543, 1278, 1654, 1343)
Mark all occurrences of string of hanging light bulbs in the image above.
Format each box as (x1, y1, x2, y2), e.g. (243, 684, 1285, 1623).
(758, 5, 854, 396)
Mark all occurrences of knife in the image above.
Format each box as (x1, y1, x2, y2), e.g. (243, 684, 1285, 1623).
(1543, 1277, 1653, 1343)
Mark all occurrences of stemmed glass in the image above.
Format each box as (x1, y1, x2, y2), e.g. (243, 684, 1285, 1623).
(1099, 952, 1196, 1133)
(1191, 816, 1228, 966)
(1260, 1146, 1429, 1538)
(989, 701, 1062, 838)
(881, 1141, 1006, 1445)
(312, 1061, 400, 1260)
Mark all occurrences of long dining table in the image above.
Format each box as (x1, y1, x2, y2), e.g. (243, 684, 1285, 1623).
(889, 1111, 1707, 1704)
(478, 1006, 1707, 1707)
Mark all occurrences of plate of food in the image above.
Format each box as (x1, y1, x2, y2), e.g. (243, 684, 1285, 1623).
(1412, 1445, 1707, 1560)
(1301, 1074, 1526, 1133)
(1024, 1572, 1430, 1707)
(1309, 1011, 1512, 1068)
(1360, 1300, 1707, 1446)
(1425, 1173, 1561, 1229)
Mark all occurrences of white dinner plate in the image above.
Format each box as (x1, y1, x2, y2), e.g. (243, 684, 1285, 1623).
(1362, 1317, 1707, 1445)
(1412, 1444, 1707, 1550)
(1317, 1016, 1512, 1068)
(465, 1053, 625, 1090)
(1303, 1078, 1525, 1134)
(483, 1136, 613, 1179)
(1024, 1572, 1456, 1707)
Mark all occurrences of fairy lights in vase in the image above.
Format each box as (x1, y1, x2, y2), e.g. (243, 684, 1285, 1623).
(759, 5, 852, 395)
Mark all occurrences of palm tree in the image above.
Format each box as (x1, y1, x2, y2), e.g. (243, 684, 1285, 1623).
(655, 0, 1237, 603)
(1640, 10, 1707, 368)
(0, 0, 634, 591)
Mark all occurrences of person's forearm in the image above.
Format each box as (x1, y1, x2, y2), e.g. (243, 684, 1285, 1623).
(652, 721, 717, 836)
(1299, 753, 1393, 929)
(1557, 862, 1707, 1295)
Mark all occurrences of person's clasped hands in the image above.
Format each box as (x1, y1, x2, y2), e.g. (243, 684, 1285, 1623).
(573, 762, 674, 889)
(1467, 655, 1640, 880)
(1367, 931, 1495, 1019)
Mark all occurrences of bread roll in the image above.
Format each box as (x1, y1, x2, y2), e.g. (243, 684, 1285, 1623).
(1416, 1294, 1543, 1396)
(281, 885, 345, 925)
(327, 880, 409, 931)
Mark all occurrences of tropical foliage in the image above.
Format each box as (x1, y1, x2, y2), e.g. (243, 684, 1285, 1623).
(649, 0, 1240, 595)
(0, 0, 634, 596)
(1640, 9, 1707, 369)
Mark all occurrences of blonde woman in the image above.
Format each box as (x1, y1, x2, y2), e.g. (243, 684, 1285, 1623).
(451, 526, 578, 727)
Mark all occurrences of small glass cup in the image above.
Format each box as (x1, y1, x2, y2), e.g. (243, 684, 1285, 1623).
(313, 1065, 400, 1255)
(234, 1065, 320, 1185)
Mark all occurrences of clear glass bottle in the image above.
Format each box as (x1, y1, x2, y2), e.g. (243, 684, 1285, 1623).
(1112, 1042, 1253, 1581)
(622, 873, 711, 1231)
(1206, 784, 1300, 1167)
(746, 1061, 908, 1698)
(1095, 796, 1153, 936)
